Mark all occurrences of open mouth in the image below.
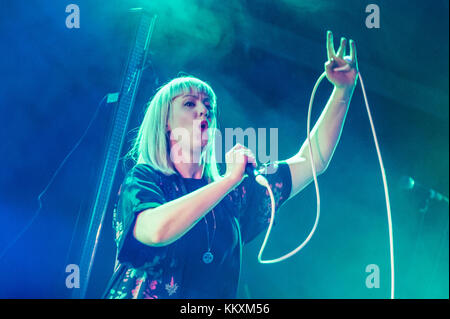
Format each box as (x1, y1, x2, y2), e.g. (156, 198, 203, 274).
(200, 120, 208, 131)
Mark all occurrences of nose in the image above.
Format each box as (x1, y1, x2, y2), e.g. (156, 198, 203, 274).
(198, 102, 209, 118)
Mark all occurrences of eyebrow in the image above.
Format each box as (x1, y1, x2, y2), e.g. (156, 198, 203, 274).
(183, 94, 210, 101)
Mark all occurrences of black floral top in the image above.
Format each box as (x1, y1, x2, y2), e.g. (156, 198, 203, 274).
(103, 161, 292, 299)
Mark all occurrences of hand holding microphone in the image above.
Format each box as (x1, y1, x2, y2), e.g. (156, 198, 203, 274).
(224, 143, 257, 184)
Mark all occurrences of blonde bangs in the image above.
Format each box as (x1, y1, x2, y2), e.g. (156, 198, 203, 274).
(165, 77, 217, 113)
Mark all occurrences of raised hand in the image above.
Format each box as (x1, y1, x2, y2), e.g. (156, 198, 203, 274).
(325, 30, 358, 89)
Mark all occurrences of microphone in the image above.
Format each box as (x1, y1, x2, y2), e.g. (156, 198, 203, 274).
(399, 176, 449, 204)
(245, 163, 258, 178)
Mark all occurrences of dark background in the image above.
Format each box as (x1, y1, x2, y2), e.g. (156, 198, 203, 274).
(0, 0, 448, 298)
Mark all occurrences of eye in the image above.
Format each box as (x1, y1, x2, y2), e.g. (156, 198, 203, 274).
(184, 101, 195, 107)
(203, 100, 212, 109)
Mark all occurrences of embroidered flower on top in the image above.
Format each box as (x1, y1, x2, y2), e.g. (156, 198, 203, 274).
(165, 276, 178, 296)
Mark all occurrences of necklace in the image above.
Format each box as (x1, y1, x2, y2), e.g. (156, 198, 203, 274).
(202, 210, 216, 264)
(177, 176, 216, 264)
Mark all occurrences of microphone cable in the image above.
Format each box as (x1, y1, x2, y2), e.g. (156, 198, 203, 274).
(0, 94, 109, 263)
(255, 70, 395, 299)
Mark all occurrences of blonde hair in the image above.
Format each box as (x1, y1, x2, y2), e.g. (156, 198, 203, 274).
(126, 76, 221, 182)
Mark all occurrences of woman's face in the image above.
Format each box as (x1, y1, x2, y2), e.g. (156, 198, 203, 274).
(167, 90, 213, 161)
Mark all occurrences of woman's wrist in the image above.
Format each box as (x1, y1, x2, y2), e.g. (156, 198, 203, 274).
(222, 173, 243, 189)
(334, 83, 355, 98)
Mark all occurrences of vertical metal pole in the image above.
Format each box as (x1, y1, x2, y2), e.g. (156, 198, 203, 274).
(72, 10, 156, 299)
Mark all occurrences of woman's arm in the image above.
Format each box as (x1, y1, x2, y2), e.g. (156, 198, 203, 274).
(286, 86, 353, 198)
(134, 143, 256, 247)
(134, 175, 239, 247)
(286, 31, 358, 199)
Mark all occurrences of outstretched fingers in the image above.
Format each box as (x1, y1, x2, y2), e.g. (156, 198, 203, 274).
(326, 30, 336, 61)
(350, 39, 357, 64)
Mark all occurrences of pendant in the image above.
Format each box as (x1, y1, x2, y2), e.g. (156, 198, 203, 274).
(202, 251, 214, 264)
